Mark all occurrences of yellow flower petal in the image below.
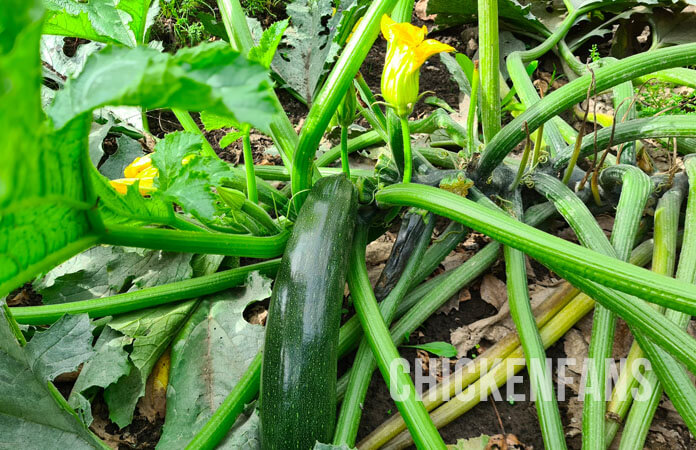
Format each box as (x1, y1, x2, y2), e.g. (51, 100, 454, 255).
(110, 177, 156, 196)
(137, 166, 159, 178)
(414, 39, 455, 67)
(123, 154, 152, 178)
(388, 22, 426, 48)
(380, 14, 396, 41)
(380, 15, 455, 117)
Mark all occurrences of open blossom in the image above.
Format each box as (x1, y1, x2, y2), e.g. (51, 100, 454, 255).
(380, 14, 454, 117)
(110, 153, 193, 195)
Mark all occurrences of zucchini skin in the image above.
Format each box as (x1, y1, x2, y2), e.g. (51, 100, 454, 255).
(260, 175, 357, 450)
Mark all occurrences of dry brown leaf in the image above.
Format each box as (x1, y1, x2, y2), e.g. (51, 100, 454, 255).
(437, 288, 471, 315)
(415, 0, 436, 21)
(485, 433, 528, 450)
(480, 275, 508, 310)
(442, 252, 467, 271)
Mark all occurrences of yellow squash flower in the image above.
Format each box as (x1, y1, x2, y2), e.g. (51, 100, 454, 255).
(380, 15, 454, 117)
(110, 153, 194, 196)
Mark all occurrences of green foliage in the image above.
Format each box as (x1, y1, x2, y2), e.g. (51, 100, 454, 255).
(43, 0, 157, 46)
(158, 272, 272, 448)
(34, 246, 194, 304)
(402, 341, 458, 358)
(636, 82, 696, 117)
(0, 0, 98, 297)
(105, 300, 201, 427)
(49, 42, 279, 133)
(243, 0, 286, 16)
(0, 306, 106, 448)
(271, 0, 342, 104)
(158, 0, 213, 46)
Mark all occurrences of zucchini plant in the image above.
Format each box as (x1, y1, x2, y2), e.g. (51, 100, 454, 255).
(3, 0, 696, 449)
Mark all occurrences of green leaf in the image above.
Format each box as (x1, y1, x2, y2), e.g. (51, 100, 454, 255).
(34, 246, 194, 304)
(105, 300, 198, 427)
(43, 0, 157, 47)
(651, 6, 696, 47)
(49, 42, 279, 134)
(402, 341, 458, 358)
(91, 169, 176, 227)
(200, 110, 241, 131)
(157, 272, 272, 449)
(150, 131, 233, 222)
(40, 35, 103, 87)
(68, 326, 132, 425)
(428, 0, 548, 35)
(446, 435, 491, 450)
(0, 0, 99, 298)
(271, 0, 342, 104)
(248, 19, 289, 69)
(455, 53, 474, 84)
(98, 134, 145, 180)
(151, 132, 204, 187)
(220, 131, 246, 148)
(0, 304, 105, 448)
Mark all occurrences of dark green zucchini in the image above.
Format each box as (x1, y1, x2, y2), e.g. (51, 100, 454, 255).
(260, 174, 357, 450)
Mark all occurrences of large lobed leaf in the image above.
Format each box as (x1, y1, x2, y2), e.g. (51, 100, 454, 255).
(271, 0, 342, 105)
(49, 42, 280, 134)
(0, 304, 105, 448)
(0, 0, 98, 297)
(42, 0, 158, 47)
(157, 272, 272, 449)
(34, 245, 194, 304)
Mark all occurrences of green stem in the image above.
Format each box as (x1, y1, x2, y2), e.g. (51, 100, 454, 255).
(334, 213, 434, 446)
(355, 73, 387, 132)
(510, 124, 531, 190)
(476, 43, 696, 179)
(391, 0, 415, 22)
(379, 287, 596, 449)
(619, 157, 696, 449)
(466, 61, 480, 157)
(316, 129, 383, 167)
(532, 122, 544, 166)
(340, 125, 351, 178)
(477, 0, 500, 142)
(503, 192, 566, 449)
(252, 165, 373, 181)
(216, 0, 254, 52)
(172, 108, 217, 158)
(185, 353, 262, 450)
(361, 239, 656, 449)
(376, 183, 696, 314)
(401, 116, 413, 183)
(348, 225, 446, 450)
(552, 115, 696, 171)
(241, 127, 258, 204)
(101, 224, 289, 258)
(10, 259, 280, 325)
(291, 0, 399, 208)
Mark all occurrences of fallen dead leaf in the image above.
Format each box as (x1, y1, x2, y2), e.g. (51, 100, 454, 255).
(438, 288, 471, 315)
(485, 433, 528, 450)
(415, 0, 436, 21)
(480, 275, 508, 310)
